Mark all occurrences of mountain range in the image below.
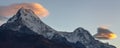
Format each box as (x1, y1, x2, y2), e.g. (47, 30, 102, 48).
(0, 8, 116, 48)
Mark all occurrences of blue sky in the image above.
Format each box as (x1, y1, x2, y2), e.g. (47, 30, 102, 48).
(0, 0, 120, 48)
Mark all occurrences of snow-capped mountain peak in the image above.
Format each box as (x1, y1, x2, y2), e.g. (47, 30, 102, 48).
(7, 7, 39, 23)
(59, 27, 94, 43)
(1, 8, 56, 36)
(73, 27, 86, 34)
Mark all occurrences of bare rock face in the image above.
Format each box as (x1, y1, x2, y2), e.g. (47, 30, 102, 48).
(0, 8, 116, 48)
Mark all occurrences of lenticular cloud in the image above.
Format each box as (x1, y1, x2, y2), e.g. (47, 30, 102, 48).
(94, 26, 117, 40)
(0, 3, 49, 18)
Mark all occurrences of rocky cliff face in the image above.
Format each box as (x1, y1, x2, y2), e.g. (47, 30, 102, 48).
(0, 8, 116, 48)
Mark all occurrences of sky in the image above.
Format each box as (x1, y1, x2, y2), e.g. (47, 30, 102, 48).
(0, 0, 120, 48)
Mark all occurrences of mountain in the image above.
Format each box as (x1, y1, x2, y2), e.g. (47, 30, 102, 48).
(0, 8, 116, 48)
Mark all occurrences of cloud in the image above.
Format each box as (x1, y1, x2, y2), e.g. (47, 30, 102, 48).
(0, 21, 6, 25)
(94, 26, 117, 40)
(0, 16, 8, 21)
(0, 16, 7, 25)
(99, 25, 111, 29)
(0, 3, 49, 18)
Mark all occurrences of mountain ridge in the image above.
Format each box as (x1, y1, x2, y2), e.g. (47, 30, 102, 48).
(0, 8, 116, 48)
